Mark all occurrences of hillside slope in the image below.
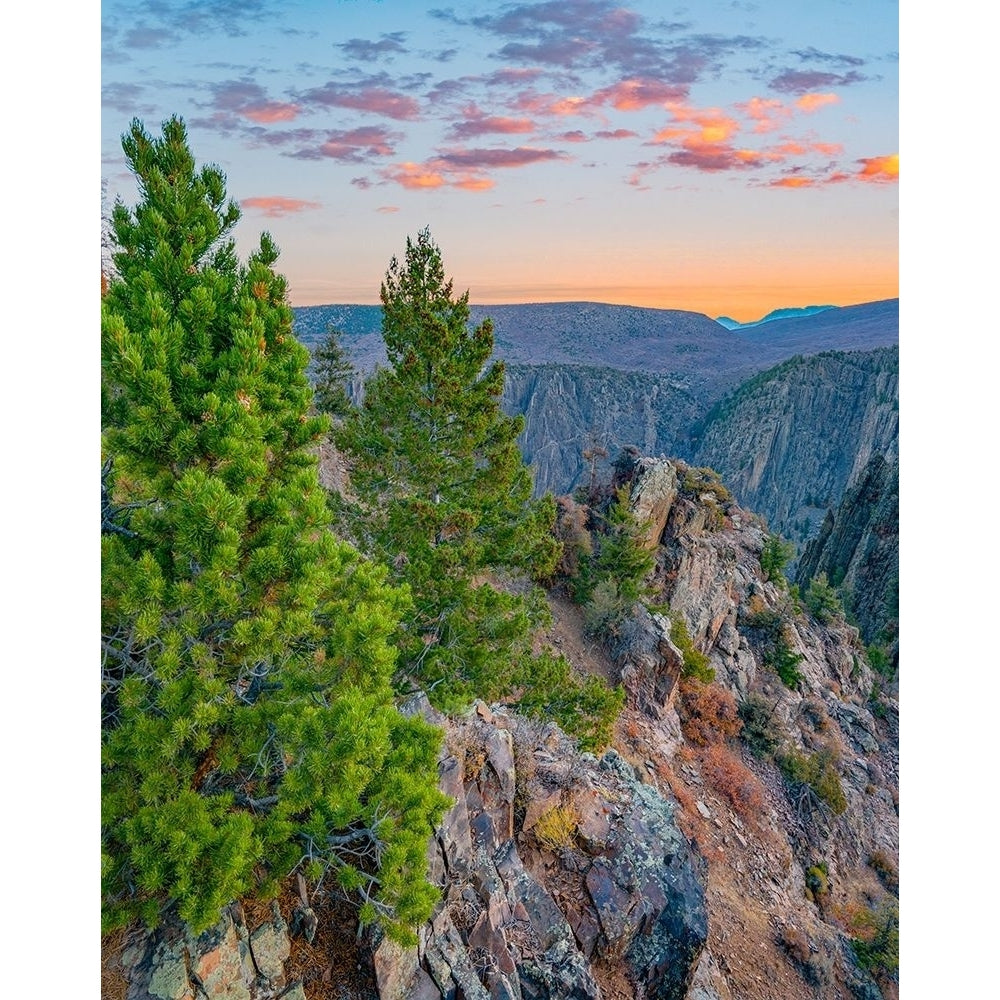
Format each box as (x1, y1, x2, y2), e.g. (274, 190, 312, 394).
(112, 456, 899, 1000)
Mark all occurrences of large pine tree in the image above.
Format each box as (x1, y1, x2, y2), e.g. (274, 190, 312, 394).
(336, 229, 563, 707)
(101, 118, 447, 939)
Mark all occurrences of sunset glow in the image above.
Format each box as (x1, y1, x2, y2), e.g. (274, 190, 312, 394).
(101, 0, 898, 322)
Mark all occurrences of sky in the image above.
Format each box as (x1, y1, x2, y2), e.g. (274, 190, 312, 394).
(101, 0, 898, 321)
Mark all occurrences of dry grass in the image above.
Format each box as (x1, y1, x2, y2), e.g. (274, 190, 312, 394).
(533, 804, 579, 850)
(101, 926, 131, 1000)
(678, 677, 742, 747)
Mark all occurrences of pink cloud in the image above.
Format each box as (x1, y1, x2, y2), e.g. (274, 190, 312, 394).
(299, 84, 420, 121)
(737, 96, 790, 133)
(591, 77, 686, 111)
(383, 162, 447, 190)
(437, 147, 568, 169)
(381, 144, 565, 192)
(448, 104, 536, 139)
(243, 102, 300, 123)
(241, 196, 321, 217)
(376, 205, 400, 213)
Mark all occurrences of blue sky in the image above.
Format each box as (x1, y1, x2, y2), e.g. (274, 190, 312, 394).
(101, 0, 898, 319)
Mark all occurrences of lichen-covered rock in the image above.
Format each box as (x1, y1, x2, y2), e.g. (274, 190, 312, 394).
(378, 704, 708, 1000)
(121, 906, 294, 1000)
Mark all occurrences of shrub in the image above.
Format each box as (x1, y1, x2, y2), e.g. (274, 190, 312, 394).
(701, 744, 766, 820)
(738, 695, 781, 758)
(805, 863, 829, 902)
(533, 805, 578, 850)
(868, 851, 899, 893)
(670, 615, 715, 682)
(778, 746, 847, 815)
(850, 900, 899, 982)
(582, 578, 631, 637)
(578, 486, 655, 607)
(866, 643, 893, 678)
(554, 496, 593, 583)
(769, 634, 805, 689)
(678, 678, 742, 747)
(514, 649, 623, 754)
(760, 533, 795, 586)
(681, 465, 732, 505)
(804, 572, 844, 624)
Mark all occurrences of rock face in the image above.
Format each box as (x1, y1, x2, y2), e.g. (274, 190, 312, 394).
(795, 454, 899, 658)
(690, 348, 898, 547)
(375, 695, 708, 1000)
(501, 364, 703, 497)
(120, 903, 298, 1000)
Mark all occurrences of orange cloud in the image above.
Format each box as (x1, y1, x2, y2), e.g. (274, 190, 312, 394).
(858, 154, 899, 182)
(454, 176, 495, 191)
(449, 104, 536, 139)
(243, 102, 300, 123)
(768, 176, 815, 188)
(773, 139, 844, 157)
(241, 196, 321, 217)
(796, 93, 839, 113)
(376, 205, 399, 213)
(384, 162, 446, 189)
(737, 97, 790, 133)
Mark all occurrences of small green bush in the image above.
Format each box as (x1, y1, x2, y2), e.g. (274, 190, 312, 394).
(670, 615, 715, 682)
(805, 862, 829, 901)
(866, 643, 893, 677)
(760, 533, 795, 586)
(778, 746, 847, 815)
(681, 465, 732, 505)
(769, 633, 804, 689)
(804, 572, 844, 624)
(851, 900, 899, 981)
(738, 695, 781, 758)
(514, 649, 623, 753)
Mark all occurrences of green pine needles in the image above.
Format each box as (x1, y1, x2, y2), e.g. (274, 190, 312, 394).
(335, 229, 620, 743)
(101, 118, 448, 941)
(335, 228, 559, 707)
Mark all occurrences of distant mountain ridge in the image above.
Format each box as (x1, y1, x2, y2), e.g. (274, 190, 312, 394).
(293, 299, 899, 547)
(292, 298, 898, 400)
(715, 304, 836, 330)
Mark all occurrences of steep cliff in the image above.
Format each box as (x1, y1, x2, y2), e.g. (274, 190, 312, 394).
(689, 348, 898, 545)
(501, 364, 703, 496)
(795, 455, 899, 665)
(296, 304, 898, 548)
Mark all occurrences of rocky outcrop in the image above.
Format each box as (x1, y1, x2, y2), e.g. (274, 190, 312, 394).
(119, 455, 898, 1000)
(795, 454, 898, 659)
(375, 696, 709, 1000)
(119, 903, 301, 1000)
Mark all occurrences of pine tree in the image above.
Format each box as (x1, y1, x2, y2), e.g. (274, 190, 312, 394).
(311, 324, 354, 417)
(101, 117, 448, 940)
(336, 229, 560, 708)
